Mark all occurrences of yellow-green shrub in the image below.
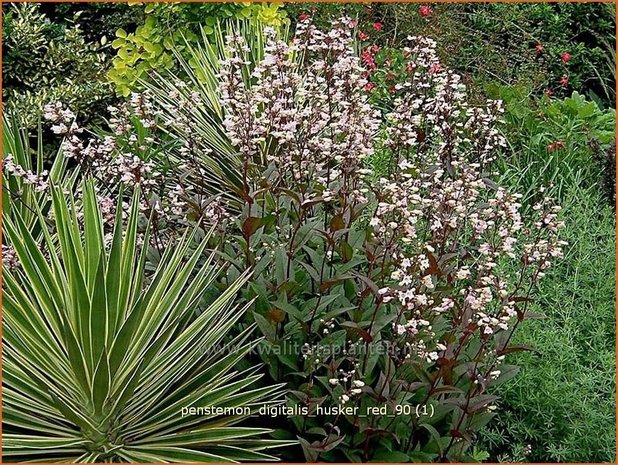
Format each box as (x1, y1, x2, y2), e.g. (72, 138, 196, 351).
(109, 2, 287, 96)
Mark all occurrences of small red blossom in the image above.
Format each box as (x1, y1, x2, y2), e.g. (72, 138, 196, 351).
(361, 50, 376, 70)
(349, 19, 358, 28)
(373, 22, 383, 31)
(358, 31, 369, 41)
(299, 12, 309, 22)
(364, 82, 375, 92)
(388, 86, 396, 94)
(545, 88, 554, 97)
(419, 5, 432, 17)
(535, 43, 544, 53)
(559, 75, 569, 86)
(561, 52, 571, 63)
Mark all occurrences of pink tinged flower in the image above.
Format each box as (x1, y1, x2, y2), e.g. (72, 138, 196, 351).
(545, 88, 554, 97)
(561, 52, 571, 63)
(419, 5, 432, 17)
(373, 22, 383, 31)
(365, 82, 376, 92)
(535, 43, 544, 53)
(559, 75, 569, 86)
(358, 31, 369, 41)
(429, 63, 443, 75)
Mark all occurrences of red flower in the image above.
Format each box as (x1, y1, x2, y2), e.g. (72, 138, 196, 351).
(299, 12, 309, 21)
(561, 52, 571, 63)
(365, 82, 375, 92)
(388, 86, 396, 94)
(358, 31, 369, 41)
(545, 88, 554, 97)
(419, 5, 432, 17)
(559, 75, 569, 86)
(373, 22, 383, 31)
(349, 19, 358, 28)
(535, 43, 544, 53)
(361, 49, 376, 70)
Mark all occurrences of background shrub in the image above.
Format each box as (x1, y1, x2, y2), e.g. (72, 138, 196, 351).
(486, 85, 616, 202)
(288, 2, 616, 108)
(1, 3, 133, 129)
(108, 2, 288, 96)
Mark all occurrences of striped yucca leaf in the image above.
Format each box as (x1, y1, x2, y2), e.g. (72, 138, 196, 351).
(2, 178, 293, 462)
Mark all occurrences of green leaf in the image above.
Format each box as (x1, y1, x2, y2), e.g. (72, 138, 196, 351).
(92, 350, 110, 416)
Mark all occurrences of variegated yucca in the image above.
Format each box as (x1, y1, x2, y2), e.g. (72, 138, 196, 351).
(2, 179, 291, 462)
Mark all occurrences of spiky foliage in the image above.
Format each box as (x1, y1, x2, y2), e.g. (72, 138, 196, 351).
(2, 179, 291, 462)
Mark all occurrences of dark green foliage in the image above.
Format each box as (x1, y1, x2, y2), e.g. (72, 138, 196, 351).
(1, 3, 127, 129)
(488, 85, 616, 202)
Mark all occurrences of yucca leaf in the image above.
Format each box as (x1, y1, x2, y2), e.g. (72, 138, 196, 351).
(62, 321, 92, 397)
(91, 349, 111, 416)
(133, 427, 273, 446)
(105, 194, 125, 339)
(89, 256, 108, 366)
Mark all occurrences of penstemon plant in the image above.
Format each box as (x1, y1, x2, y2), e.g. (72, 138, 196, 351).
(3, 17, 567, 463)
(209, 18, 566, 462)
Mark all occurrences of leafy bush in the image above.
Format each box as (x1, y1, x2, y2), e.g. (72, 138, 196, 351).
(109, 2, 288, 96)
(2, 177, 292, 462)
(2, 3, 114, 129)
(485, 85, 615, 201)
(290, 2, 616, 107)
(209, 20, 566, 462)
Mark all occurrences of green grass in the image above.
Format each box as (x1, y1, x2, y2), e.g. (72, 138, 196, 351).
(480, 184, 616, 462)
